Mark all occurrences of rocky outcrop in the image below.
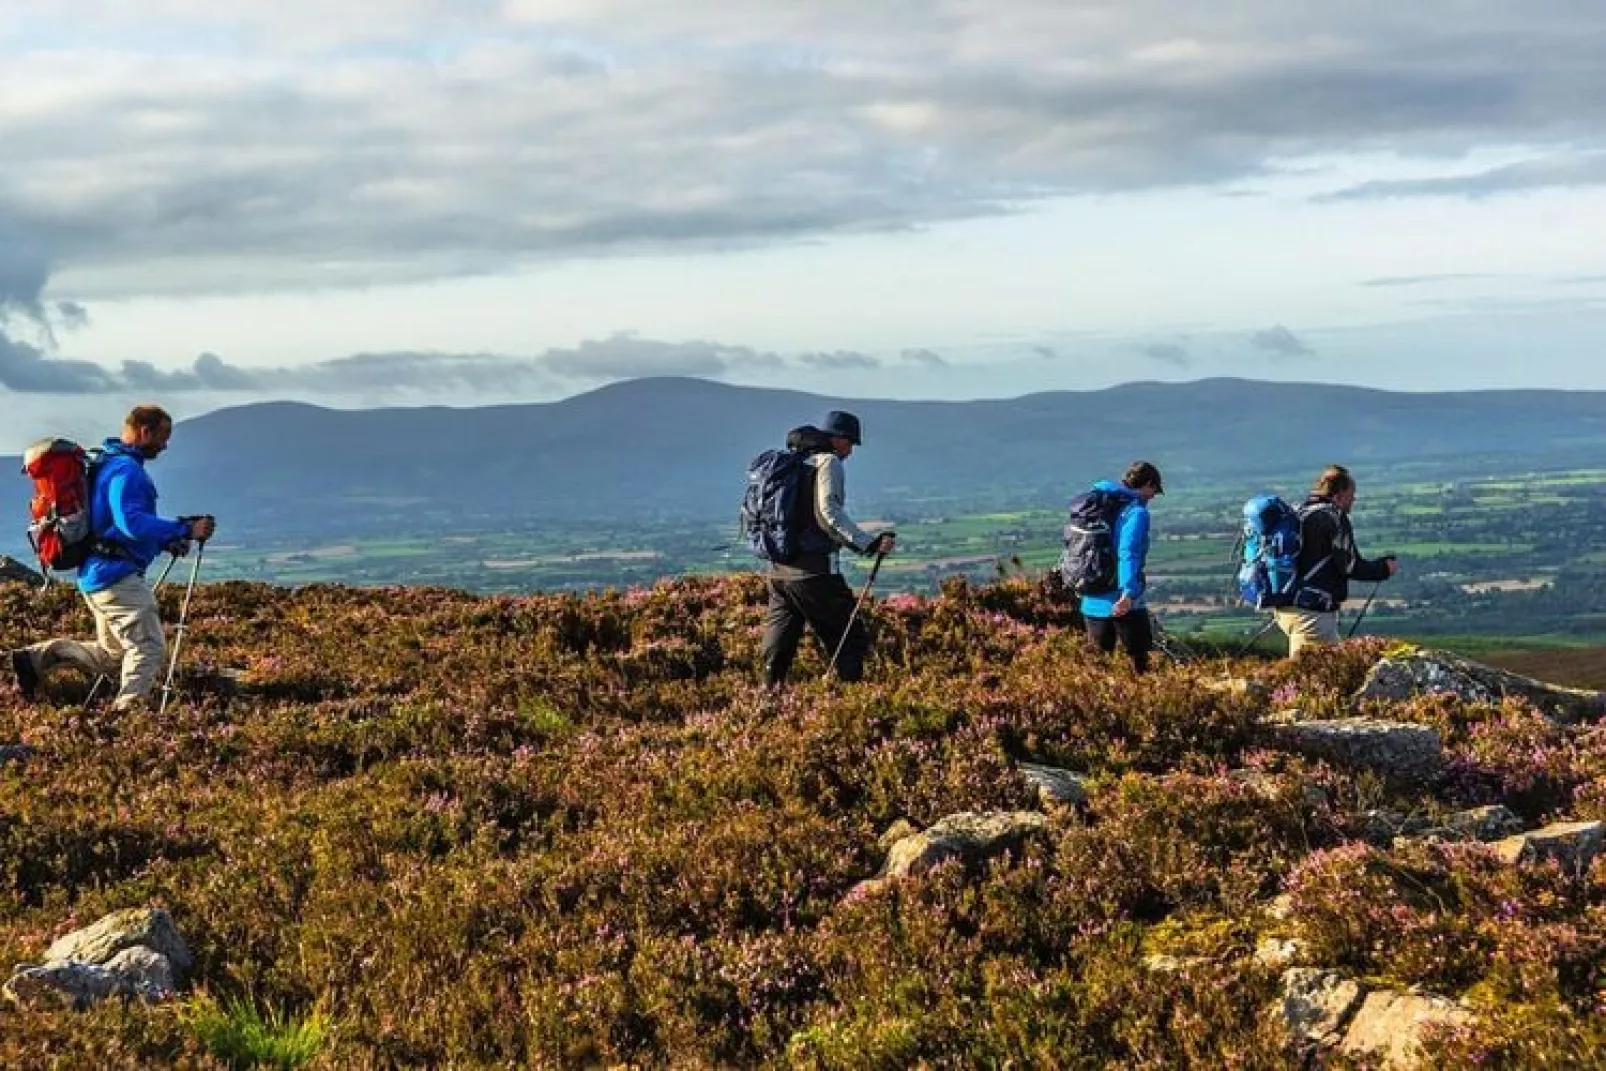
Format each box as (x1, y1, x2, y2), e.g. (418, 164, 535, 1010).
(1393, 805, 1527, 848)
(1356, 647, 1606, 724)
(1017, 762, 1089, 807)
(1339, 988, 1472, 1066)
(1277, 968, 1471, 1067)
(1492, 821, 1605, 872)
(854, 811, 1048, 898)
(1261, 718, 1442, 784)
(4, 908, 191, 1010)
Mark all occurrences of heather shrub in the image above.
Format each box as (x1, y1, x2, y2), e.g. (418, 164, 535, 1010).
(0, 578, 1602, 1064)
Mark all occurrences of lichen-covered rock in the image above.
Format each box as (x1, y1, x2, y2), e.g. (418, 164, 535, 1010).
(1356, 646, 1606, 724)
(42, 908, 192, 976)
(1338, 989, 1472, 1067)
(1017, 762, 1090, 807)
(878, 811, 1048, 880)
(876, 819, 920, 853)
(1278, 968, 1365, 1048)
(1492, 821, 1605, 872)
(1357, 809, 1436, 846)
(1142, 953, 1208, 973)
(1442, 805, 1526, 841)
(3, 950, 174, 1009)
(1254, 937, 1306, 970)
(1205, 677, 1271, 702)
(1261, 717, 1442, 784)
(1228, 769, 1330, 809)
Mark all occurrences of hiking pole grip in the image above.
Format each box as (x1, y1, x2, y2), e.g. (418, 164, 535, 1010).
(827, 548, 887, 679)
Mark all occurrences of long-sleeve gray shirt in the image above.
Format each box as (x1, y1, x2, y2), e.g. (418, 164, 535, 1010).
(769, 452, 875, 578)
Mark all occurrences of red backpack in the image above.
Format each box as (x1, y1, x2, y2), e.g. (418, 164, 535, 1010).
(22, 438, 104, 573)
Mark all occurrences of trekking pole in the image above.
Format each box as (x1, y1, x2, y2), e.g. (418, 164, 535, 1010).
(158, 541, 206, 715)
(1346, 581, 1383, 639)
(152, 552, 180, 591)
(1234, 615, 1280, 658)
(827, 548, 888, 680)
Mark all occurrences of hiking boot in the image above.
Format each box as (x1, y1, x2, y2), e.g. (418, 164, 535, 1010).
(10, 649, 38, 701)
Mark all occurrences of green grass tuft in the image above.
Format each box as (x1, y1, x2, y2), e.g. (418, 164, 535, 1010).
(186, 994, 330, 1070)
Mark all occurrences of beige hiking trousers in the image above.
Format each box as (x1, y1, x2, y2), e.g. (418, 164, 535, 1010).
(1273, 608, 1341, 659)
(26, 575, 165, 709)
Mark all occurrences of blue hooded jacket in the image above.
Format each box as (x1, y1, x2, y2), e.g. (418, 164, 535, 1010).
(1079, 480, 1151, 620)
(77, 439, 191, 594)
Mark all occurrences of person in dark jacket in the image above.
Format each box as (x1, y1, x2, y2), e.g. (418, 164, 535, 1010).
(1274, 463, 1398, 657)
(1079, 460, 1163, 672)
(762, 410, 896, 687)
(11, 406, 216, 710)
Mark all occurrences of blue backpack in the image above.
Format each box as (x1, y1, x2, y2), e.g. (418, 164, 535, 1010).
(1058, 488, 1125, 596)
(1237, 495, 1328, 609)
(740, 441, 831, 563)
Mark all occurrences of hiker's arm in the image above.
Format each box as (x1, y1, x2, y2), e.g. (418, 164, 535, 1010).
(104, 470, 189, 546)
(1348, 539, 1394, 583)
(813, 457, 875, 553)
(1116, 507, 1150, 599)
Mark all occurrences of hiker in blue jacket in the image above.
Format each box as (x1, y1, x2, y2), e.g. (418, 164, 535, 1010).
(11, 406, 216, 711)
(1080, 461, 1163, 673)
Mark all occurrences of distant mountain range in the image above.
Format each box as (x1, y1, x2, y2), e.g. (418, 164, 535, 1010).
(9, 377, 1606, 542)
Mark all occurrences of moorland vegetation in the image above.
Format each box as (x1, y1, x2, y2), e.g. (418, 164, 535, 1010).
(1, 575, 1604, 1066)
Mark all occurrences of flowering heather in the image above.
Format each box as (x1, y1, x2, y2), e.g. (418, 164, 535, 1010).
(0, 576, 1602, 1064)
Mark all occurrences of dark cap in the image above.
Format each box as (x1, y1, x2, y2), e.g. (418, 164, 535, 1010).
(820, 410, 862, 445)
(1122, 460, 1164, 494)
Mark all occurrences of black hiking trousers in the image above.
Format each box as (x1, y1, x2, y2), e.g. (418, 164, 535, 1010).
(1085, 608, 1154, 674)
(763, 574, 870, 686)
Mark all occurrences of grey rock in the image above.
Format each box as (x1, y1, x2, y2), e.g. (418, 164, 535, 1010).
(1279, 968, 1366, 1048)
(43, 907, 192, 976)
(1338, 989, 1472, 1067)
(1356, 647, 1606, 724)
(1395, 807, 1525, 849)
(1357, 809, 1436, 846)
(877, 819, 920, 853)
(1443, 805, 1526, 842)
(1017, 762, 1090, 807)
(1142, 953, 1208, 973)
(1261, 718, 1443, 784)
(3, 951, 175, 1009)
(0, 744, 32, 767)
(1492, 821, 1605, 872)
(1254, 937, 1306, 970)
(1205, 678, 1272, 702)
(879, 811, 1048, 880)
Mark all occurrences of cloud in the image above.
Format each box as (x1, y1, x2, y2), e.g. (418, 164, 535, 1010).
(1250, 325, 1312, 359)
(1031, 345, 1062, 361)
(1319, 153, 1606, 202)
(6, 4, 1606, 295)
(536, 335, 783, 380)
(1139, 341, 1190, 367)
(901, 347, 948, 368)
(1361, 273, 1494, 287)
(797, 351, 882, 371)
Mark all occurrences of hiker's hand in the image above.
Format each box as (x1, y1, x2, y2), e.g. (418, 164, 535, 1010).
(187, 515, 216, 542)
(165, 539, 192, 558)
(1113, 593, 1133, 617)
(1384, 556, 1399, 577)
(870, 532, 896, 556)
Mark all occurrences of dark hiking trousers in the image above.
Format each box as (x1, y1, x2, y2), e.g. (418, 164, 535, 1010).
(763, 574, 869, 686)
(1085, 609, 1154, 674)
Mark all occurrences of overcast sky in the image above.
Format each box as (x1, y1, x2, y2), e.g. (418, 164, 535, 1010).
(4, 1, 1606, 439)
